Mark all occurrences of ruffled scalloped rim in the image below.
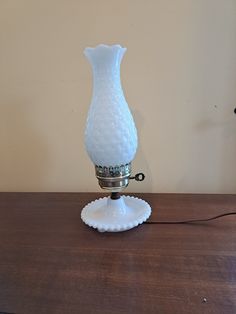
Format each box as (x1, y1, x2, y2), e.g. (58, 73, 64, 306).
(84, 44, 127, 65)
(85, 43, 126, 51)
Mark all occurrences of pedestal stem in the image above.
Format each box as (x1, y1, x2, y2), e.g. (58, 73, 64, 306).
(110, 192, 121, 200)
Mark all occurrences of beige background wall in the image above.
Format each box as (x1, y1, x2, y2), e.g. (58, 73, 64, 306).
(0, 0, 236, 193)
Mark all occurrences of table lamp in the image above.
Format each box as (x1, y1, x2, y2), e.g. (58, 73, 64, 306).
(81, 44, 151, 232)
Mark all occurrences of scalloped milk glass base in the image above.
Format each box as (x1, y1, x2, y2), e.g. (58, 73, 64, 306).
(81, 196, 151, 232)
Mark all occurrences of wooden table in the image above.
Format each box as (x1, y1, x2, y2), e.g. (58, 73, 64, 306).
(0, 193, 235, 314)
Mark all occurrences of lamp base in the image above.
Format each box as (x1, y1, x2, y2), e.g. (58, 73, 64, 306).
(81, 195, 151, 232)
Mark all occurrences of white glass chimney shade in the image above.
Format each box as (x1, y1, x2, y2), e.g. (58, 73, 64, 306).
(81, 44, 152, 233)
(84, 44, 138, 167)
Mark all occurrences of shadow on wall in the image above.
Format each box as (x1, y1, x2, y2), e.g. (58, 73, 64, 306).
(126, 108, 153, 193)
(0, 102, 49, 191)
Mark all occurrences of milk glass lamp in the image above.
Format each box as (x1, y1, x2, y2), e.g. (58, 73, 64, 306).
(81, 44, 151, 232)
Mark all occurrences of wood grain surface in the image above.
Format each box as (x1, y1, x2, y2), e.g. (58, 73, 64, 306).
(0, 193, 235, 314)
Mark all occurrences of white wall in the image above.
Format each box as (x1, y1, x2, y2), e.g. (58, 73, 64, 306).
(0, 0, 236, 193)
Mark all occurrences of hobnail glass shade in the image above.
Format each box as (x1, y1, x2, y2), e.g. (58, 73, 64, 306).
(81, 44, 152, 232)
(84, 44, 138, 167)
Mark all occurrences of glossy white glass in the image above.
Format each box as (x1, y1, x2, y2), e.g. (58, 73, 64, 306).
(81, 44, 151, 232)
(84, 44, 137, 167)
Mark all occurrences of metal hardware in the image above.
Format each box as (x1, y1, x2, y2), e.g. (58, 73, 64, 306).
(95, 164, 145, 192)
(130, 172, 145, 182)
(95, 163, 131, 192)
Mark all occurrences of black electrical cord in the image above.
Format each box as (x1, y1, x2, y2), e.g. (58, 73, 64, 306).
(145, 211, 236, 224)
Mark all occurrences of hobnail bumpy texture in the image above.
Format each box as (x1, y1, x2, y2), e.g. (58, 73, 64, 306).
(81, 195, 152, 232)
(84, 44, 138, 167)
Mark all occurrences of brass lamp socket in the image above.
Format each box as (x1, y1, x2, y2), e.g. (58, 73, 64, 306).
(95, 163, 131, 192)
